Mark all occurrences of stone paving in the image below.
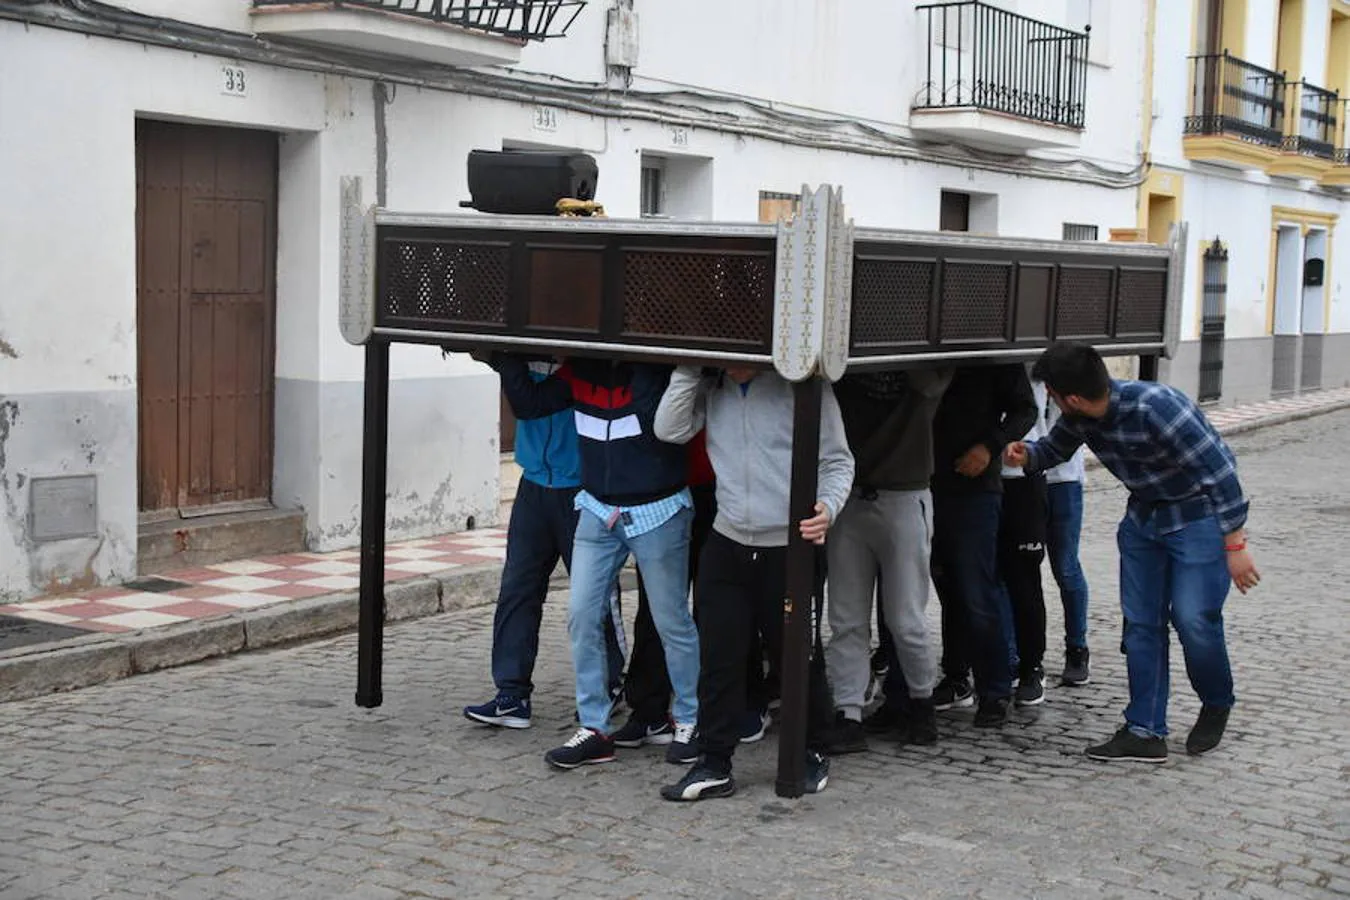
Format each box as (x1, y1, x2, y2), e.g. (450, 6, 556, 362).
(1, 410, 1348, 899)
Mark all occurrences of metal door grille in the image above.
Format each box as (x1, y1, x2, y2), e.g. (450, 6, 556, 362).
(1198, 240, 1227, 402)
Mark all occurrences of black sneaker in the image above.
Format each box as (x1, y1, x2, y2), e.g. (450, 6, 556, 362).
(660, 763, 735, 802)
(666, 722, 699, 764)
(1086, 726, 1168, 763)
(904, 697, 939, 746)
(973, 695, 1010, 728)
(862, 704, 907, 737)
(611, 715, 674, 748)
(823, 712, 869, 754)
(1186, 706, 1231, 756)
(1061, 647, 1091, 686)
(804, 750, 830, 794)
(545, 727, 616, 770)
(933, 676, 975, 711)
(738, 710, 771, 744)
(1015, 667, 1046, 707)
(869, 647, 890, 679)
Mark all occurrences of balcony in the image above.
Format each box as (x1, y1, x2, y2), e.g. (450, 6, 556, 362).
(1183, 53, 1286, 169)
(251, 1, 586, 68)
(910, 1, 1089, 152)
(1327, 102, 1350, 187)
(1268, 81, 1339, 179)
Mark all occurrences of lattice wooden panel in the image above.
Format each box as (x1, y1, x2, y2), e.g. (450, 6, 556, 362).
(622, 251, 772, 344)
(940, 262, 1010, 341)
(379, 240, 509, 325)
(850, 258, 932, 346)
(1115, 269, 1167, 335)
(1055, 266, 1113, 338)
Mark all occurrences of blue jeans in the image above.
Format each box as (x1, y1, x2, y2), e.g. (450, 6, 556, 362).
(1117, 513, 1235, 737)
(570, 506, 698, 732)
(933, 491, 1014, 701)
(1046, 481, 1090, 650)
(490, 478, 624, 699)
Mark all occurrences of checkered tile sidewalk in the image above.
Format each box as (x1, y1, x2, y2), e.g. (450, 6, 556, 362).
(1202, 385, 1350, 430)
(0, 530, 507, 634)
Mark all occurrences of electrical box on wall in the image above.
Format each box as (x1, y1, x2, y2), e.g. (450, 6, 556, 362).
(1305, 258, 1325, 287)
(605, 2, 639, 69)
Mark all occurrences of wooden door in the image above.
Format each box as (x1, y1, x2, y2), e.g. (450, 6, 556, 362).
(136, 120, 277, 513)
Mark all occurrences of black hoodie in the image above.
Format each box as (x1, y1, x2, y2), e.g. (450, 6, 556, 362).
(930, 364, 1037, 495)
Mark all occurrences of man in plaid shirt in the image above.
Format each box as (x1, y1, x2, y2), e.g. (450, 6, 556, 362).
(1004, 342, 1261, 763)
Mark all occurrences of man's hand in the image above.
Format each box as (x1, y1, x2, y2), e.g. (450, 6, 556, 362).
(1226, 530, 1261, 594)
(799, 502, 832, 545)
(955, 444, 993, 478)
(1003, 441, 1029, 469)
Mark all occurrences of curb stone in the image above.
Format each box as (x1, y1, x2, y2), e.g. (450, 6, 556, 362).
(2, 398, 1347, 705)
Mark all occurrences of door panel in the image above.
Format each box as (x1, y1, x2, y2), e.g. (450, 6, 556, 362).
(135, 120, 277, 512)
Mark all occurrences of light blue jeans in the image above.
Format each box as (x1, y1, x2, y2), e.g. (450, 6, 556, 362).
(569, 506, 698, 732)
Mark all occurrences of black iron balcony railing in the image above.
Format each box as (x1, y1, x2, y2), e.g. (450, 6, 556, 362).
(914, 1, 1089, 129)
(1185, 53, 1287, 147)
(252, 0, 587, 41)
(1283, 81, 1339, 159)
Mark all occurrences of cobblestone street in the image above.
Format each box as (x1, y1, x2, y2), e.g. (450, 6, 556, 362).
(2, 410, 1348, 900)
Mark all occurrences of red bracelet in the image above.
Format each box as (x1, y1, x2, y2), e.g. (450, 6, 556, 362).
(1225, 542, 1246, 552)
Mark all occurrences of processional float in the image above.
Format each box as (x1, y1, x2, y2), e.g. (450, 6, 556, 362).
(338, 160, 1186, 798)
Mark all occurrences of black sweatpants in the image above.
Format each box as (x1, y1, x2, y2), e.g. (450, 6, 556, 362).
(694, 531, 833, 772)
(999, 474, 1048, 676)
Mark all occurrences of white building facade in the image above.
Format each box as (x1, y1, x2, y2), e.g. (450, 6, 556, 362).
(0, 0, 1199, 600)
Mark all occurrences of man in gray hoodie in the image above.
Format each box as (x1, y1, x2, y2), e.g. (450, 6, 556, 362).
(653, 365, 854, 802)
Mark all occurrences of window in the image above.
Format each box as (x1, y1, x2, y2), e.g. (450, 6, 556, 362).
(940, 191, 970, 232)
(940, 189, 999, 234)
(1062, 223, 1100, 241)
(640, 161, 664, 216)
(758, 191, 800, 224)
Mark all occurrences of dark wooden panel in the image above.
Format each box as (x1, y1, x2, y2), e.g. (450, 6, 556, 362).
(620, 249, 772, 345)
(1115, 267, 1169, 337)
(1015, 264, 1052, 340)
(850, 256, 933, 348)
(527, 247, 602, 331)
(1055, 266, 1113, 339)
(940, 261, 1011, 343)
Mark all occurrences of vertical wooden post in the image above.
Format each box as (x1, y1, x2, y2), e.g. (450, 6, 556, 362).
(1138, 354, 1160, 382)
(356, 339, 390, 709)
(775, 376, 823, 798)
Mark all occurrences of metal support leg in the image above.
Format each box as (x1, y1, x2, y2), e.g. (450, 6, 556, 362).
(776, 377, 823, 798)
(1139, 354, 1159, 382)
(357, 339, 390, 708)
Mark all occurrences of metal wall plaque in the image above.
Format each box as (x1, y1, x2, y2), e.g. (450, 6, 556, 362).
(30, 475, 98, 543)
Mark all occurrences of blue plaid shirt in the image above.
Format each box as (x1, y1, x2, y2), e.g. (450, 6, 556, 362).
(1026, 380, 1249, 536)
(575, 488, 692, 539)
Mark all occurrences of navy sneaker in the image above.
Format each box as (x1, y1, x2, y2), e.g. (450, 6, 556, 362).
(666, 722, 699, 764)
(545, 728, 616, 770)
(804, 750, 830, 794)
(612, 715, 675, 748)
(738, 710, 771, 744)
(463, 694, 531, 729)
(660, 763, 735, 802)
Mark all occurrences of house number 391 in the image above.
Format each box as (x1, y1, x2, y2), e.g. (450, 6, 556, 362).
(221, 65, 247, 97)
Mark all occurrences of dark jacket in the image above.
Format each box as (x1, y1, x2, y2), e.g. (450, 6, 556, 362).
(931, 364, 1038, 495)
(492, 354, 686, 506)
(834, 367, 953, 493)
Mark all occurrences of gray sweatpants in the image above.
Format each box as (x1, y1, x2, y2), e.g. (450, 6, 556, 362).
(826, 488, 937, 719)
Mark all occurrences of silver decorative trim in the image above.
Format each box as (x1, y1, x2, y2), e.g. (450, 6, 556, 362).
(845, 342, 1165, 368)
(821, 188, 854, 382)
(772, 184, 832, 382)
(376, 209, 777, 239)
(1162, 220, 1189, 361)
(854, 226, 1172, 260)
(375, 328, 776, 364)
(339, 177, 376, 346)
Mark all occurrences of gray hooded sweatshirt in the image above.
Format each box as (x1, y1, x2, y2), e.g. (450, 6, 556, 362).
(654, 366, 855, 548)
